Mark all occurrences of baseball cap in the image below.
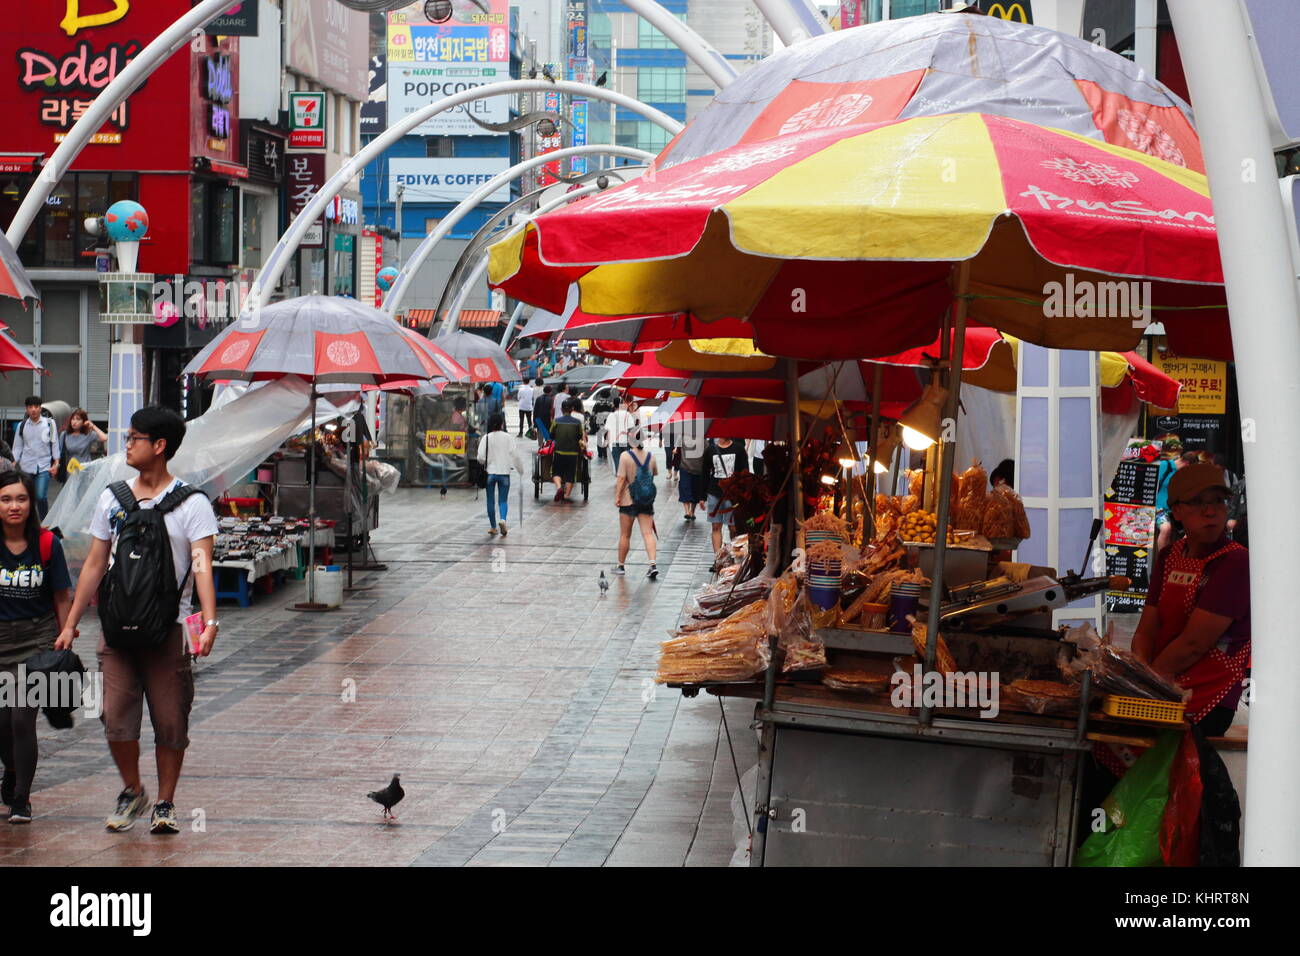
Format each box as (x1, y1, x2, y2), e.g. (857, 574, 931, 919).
(1168, 463, 1230, 505)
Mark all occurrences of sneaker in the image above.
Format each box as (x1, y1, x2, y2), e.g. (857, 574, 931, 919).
(150, 800, 180, 835)
(488, 527, 498, 536)
(647, 564, 659, 580)
(612, 565, 626, 576)
(7, 801, 31, 824)
(1, 767, 14, 807)
(499, 522, 508, 537)
(106, 786, 149, 832)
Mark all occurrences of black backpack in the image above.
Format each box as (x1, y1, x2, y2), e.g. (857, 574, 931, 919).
(98, 481, 207, 649)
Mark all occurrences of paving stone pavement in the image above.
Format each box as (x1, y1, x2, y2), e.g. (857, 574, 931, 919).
(7, 428, 757, 867)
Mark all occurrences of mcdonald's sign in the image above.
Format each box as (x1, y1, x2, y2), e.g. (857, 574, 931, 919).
(982, 2, 1031, 22)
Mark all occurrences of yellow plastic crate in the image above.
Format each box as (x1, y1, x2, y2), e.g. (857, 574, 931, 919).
(1102, 694, 1186, 725)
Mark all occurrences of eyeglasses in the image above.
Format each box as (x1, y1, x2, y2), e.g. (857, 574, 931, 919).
(1175, 494, 1229, 511)
(123, 433, 154, 446)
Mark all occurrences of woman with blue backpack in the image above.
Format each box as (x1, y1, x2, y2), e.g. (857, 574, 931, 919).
(613, 427, 658, 580)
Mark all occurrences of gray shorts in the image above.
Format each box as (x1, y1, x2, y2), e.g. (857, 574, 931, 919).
(98, 625, 194, 751)
(706, 494, 733, 525)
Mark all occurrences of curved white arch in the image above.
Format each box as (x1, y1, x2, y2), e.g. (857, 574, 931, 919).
(384, 144, 655, 316)
(440, 181, 608, 339)
(623, 0, 738, 88)
(245, 81, 681, 320)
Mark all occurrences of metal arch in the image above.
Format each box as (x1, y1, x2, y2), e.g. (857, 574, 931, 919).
(440, 181, 608, 338)
(431, 165, 650, 328)
(384, 145, 654, 318)
(6, 0, 238, 246)
(246, 82, 676, 319)
(623, 0, 739, 88)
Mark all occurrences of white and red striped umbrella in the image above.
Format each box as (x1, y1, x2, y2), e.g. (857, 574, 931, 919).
(185, 296, 468, 384)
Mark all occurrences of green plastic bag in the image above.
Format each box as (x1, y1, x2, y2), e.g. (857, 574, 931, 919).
(1076, 730, 1182, 867)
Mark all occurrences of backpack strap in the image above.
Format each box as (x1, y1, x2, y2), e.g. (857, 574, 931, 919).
(108, 480, 139, 514)
(156, 482, 208, 515)
(39, 528, 54, 565)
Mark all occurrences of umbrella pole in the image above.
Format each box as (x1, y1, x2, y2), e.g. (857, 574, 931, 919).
(919, 261, 969, 727)
(293, 383, 330, 612)
(865, 363, 882, 541)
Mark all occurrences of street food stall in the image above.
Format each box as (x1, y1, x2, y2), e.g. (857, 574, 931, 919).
(487, 13, 1238, 868)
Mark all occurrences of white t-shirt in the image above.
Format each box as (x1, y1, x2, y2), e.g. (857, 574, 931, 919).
(604, 409, 637, 446)
(516, 384, 535, 412)
(90, 477, 219, 624)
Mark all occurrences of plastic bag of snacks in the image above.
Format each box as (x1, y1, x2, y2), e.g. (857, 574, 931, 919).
(955, 460, 988, 531)
(981, 490, 1015, 539)
(996, 485, 1032, 540)
(908, 469, 925, 498)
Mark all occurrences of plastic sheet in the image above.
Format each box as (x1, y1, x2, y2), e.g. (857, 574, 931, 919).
(46, 378, 356, 563)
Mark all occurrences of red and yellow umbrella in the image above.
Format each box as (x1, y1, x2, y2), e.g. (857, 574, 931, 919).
(491, 113, 1229, 360)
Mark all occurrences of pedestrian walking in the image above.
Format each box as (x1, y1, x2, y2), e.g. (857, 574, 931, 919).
(749, 439, 767, 478)
(0, 470, 73, 825)
(703, 436, 750, 555)
(603, 397, 637, 472)
(58, 408, 108, 481)
(534, 382, 554, 442)
(476, 413, 529, 537)
(11, 397, 59, 520)
(613, 427, 658, 580)
(516, 379, 535, 436)
(550, 398, 586, 502)
(552, 382, 570, 422)
(678, 436, 707, 522)
(55, 406, 219, 836)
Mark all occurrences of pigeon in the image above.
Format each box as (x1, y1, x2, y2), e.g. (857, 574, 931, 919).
(542, 64, 556, 83)
(595, 71, 607, 88)
(367, 774, 404, 822)
(528, 67, 538, 79)
(599, 571, 609, 597)
(440, 485, 448, 498)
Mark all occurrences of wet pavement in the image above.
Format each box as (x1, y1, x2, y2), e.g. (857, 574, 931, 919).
(7, 425, 755, 866)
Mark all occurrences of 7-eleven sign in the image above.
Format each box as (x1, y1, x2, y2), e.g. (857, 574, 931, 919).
(290, 92, 326, 149)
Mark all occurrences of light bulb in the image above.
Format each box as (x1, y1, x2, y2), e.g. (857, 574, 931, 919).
(901, 425, 935, 451)
(820, 474, 837, 486)
(873, 460, 889, 474)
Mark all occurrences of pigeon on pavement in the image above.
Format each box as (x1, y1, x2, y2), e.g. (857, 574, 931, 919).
(367, 774, 404, 822)
(599, 571, 609, 597)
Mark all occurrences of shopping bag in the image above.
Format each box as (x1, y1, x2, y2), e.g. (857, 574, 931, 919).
(1194, 726, 1241, 866)
(1158, 729, 1202, 867)
(1076, 729, 1181, 867)
(537, 441, 555, 457)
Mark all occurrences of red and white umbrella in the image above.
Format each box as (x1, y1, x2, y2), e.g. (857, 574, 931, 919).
(431, 329, 521, 384)
(185, 296, 468, 384)
(0, 231, 39, 305)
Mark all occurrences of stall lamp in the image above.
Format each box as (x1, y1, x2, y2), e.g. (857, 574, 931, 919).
(873, 459, 889, 475)
(898, 380, 949, 450)
(820, 474, 838, 486)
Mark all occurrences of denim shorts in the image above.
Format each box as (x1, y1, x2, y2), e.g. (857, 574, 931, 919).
(706, 494, 732, 524)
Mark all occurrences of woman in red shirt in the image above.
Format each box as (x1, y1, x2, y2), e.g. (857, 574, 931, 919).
(1132, 463, 1250, 737)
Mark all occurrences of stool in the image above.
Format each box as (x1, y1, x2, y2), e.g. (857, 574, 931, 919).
(215, 567, 252, 608)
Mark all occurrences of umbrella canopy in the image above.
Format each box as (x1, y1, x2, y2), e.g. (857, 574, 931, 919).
(0, 231, 38, 305)
(490, 112, 1228, 360)
(0, 328, 43, 373)
(185, 296, 453, 385)
(431, 329, 520, 384)
(660, 12, 1203, 174)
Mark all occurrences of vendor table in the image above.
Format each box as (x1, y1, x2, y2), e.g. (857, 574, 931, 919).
(213, 525, 338, 607)
(709, 682, 1088, 867)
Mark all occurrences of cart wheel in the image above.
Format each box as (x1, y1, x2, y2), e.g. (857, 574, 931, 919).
(681, 687, 700, 699)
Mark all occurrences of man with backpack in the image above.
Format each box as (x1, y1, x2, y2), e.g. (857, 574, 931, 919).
(613, 426, 658, 580)
(12, 397, 59, 520)
(54, 407, 218, 836)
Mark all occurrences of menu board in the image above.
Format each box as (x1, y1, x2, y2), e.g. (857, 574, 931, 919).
(1105, 459, 1157, 612)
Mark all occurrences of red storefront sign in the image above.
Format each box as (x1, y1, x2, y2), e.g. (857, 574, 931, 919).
(2, 2, 197, 170)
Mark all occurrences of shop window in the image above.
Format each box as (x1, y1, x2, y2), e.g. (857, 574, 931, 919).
(43, 180, 76, 267)
(2, 172, 136, 268)
(637, 68, 685, 104)
(426, 137, 454, 158)
(191, 181, 208, 264)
